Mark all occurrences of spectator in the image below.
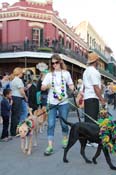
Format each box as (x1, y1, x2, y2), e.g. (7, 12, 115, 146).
(10, 67, 28, 136)
(111, 81, 116, 109)
(28, 76, 38, 111)
(1, 89, 12, 141)
(108, 82, 114, 105)
(0, 73, 10, 124)
(1, 73, 10, 90)
(76, 79, 83, 93)
(37, 71, 49, 107)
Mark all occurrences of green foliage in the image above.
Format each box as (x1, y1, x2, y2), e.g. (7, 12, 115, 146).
(37, 47, 53, 53)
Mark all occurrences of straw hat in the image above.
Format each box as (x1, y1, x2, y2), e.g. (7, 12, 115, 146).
(87, 53, 99, 64)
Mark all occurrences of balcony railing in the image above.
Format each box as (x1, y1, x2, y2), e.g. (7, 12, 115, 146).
(0, 42, 116, 80)
(0, 41, 87, 65)
(99, 68, 116, 80)
(0, 41, 38, 52)
(58, 47, 87, 64)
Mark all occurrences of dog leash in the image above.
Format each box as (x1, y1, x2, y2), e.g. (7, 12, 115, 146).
(72, 93, 81, 122)
(34, 97, 71, 118)
(68, 99, 99, 125)
(29, 94, 99, 125)
(33, 95, 98, 125)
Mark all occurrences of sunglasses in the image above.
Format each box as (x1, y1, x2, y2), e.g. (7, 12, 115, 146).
(51, 61, 60, 65)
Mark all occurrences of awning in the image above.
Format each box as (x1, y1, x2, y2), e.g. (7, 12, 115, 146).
(0, 51, 115, 81)
(0, 51, 86, 69)
(0, 51, 52, 59)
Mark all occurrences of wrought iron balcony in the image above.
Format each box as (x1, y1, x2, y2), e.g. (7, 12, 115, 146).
(99, 68, 116, 80)
(57, 47, 87, 64)
(0, 42, 116, 80)
(0, 41, 87, 65)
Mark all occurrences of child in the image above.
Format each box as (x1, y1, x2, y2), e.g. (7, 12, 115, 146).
(1, 89, 12, 141)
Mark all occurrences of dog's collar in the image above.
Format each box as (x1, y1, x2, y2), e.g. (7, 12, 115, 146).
(18, 119, 35, 129)
(28, 119, 35, 129)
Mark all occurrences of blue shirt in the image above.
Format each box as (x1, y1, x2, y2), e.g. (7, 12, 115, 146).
(1, 97, 11, 117)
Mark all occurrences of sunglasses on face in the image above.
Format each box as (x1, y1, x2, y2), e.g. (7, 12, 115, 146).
(51, 61, 60, 65)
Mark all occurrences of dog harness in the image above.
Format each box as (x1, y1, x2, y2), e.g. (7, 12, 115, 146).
(28, 119, 35, 129)
(26, 119, 35, 136)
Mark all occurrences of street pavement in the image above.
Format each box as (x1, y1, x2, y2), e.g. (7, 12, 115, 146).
(0, 105, 116, 175)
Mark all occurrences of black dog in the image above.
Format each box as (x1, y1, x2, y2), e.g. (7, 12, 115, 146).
(62, 118, 116, 170)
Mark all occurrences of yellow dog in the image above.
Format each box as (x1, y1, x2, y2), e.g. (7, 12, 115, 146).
(17, 108, 39, 155)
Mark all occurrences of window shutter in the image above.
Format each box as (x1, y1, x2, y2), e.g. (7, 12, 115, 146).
(40, 29, 43, 47)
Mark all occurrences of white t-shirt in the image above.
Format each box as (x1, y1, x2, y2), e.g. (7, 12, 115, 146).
(83, 66, 101, 100)
(42, 70, 73, 105)
(10, 76, 24, 97)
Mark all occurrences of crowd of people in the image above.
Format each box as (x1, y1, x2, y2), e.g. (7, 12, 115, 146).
(0, 53, 116, 156)
(0, 67, 48, 141)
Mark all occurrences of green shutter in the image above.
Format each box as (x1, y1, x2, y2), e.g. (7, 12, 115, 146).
(40, 29, 43, 47)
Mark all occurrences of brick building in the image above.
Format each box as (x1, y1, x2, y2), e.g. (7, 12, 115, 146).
(0, 0, 88, 82)
(0, 0, 115, 82)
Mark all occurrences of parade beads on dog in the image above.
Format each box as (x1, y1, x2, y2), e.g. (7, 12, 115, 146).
(98, 117, 116, 153)
(18, 119, 33, 129)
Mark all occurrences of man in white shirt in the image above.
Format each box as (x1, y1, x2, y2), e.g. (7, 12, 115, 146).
(83, 52, 105, 123)
(83, 52, 106, 147)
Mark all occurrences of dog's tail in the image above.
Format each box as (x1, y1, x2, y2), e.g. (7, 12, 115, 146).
(60, 117, 74, 127)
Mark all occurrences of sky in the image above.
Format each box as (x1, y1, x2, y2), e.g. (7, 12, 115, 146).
(0, 0, 116, 56)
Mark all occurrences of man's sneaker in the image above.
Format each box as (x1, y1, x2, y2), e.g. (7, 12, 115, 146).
(62, 138, 68, 148)
(44, 146, 53, 156)
(87, 142, 98, 147)
(91, 143, 98, 148)
(86, 143, 92, 147)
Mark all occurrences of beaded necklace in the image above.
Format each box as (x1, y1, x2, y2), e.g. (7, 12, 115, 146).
(52, 71, 65, 101)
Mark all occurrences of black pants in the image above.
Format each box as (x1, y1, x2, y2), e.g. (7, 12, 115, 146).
(1, 116, 9, 139)
(10, 96, 22, 136)
(114, 93, 116, 109)
(84, 98, 99, 123)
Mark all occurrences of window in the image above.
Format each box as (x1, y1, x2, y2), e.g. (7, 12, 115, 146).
(32, 28, 43, 47)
